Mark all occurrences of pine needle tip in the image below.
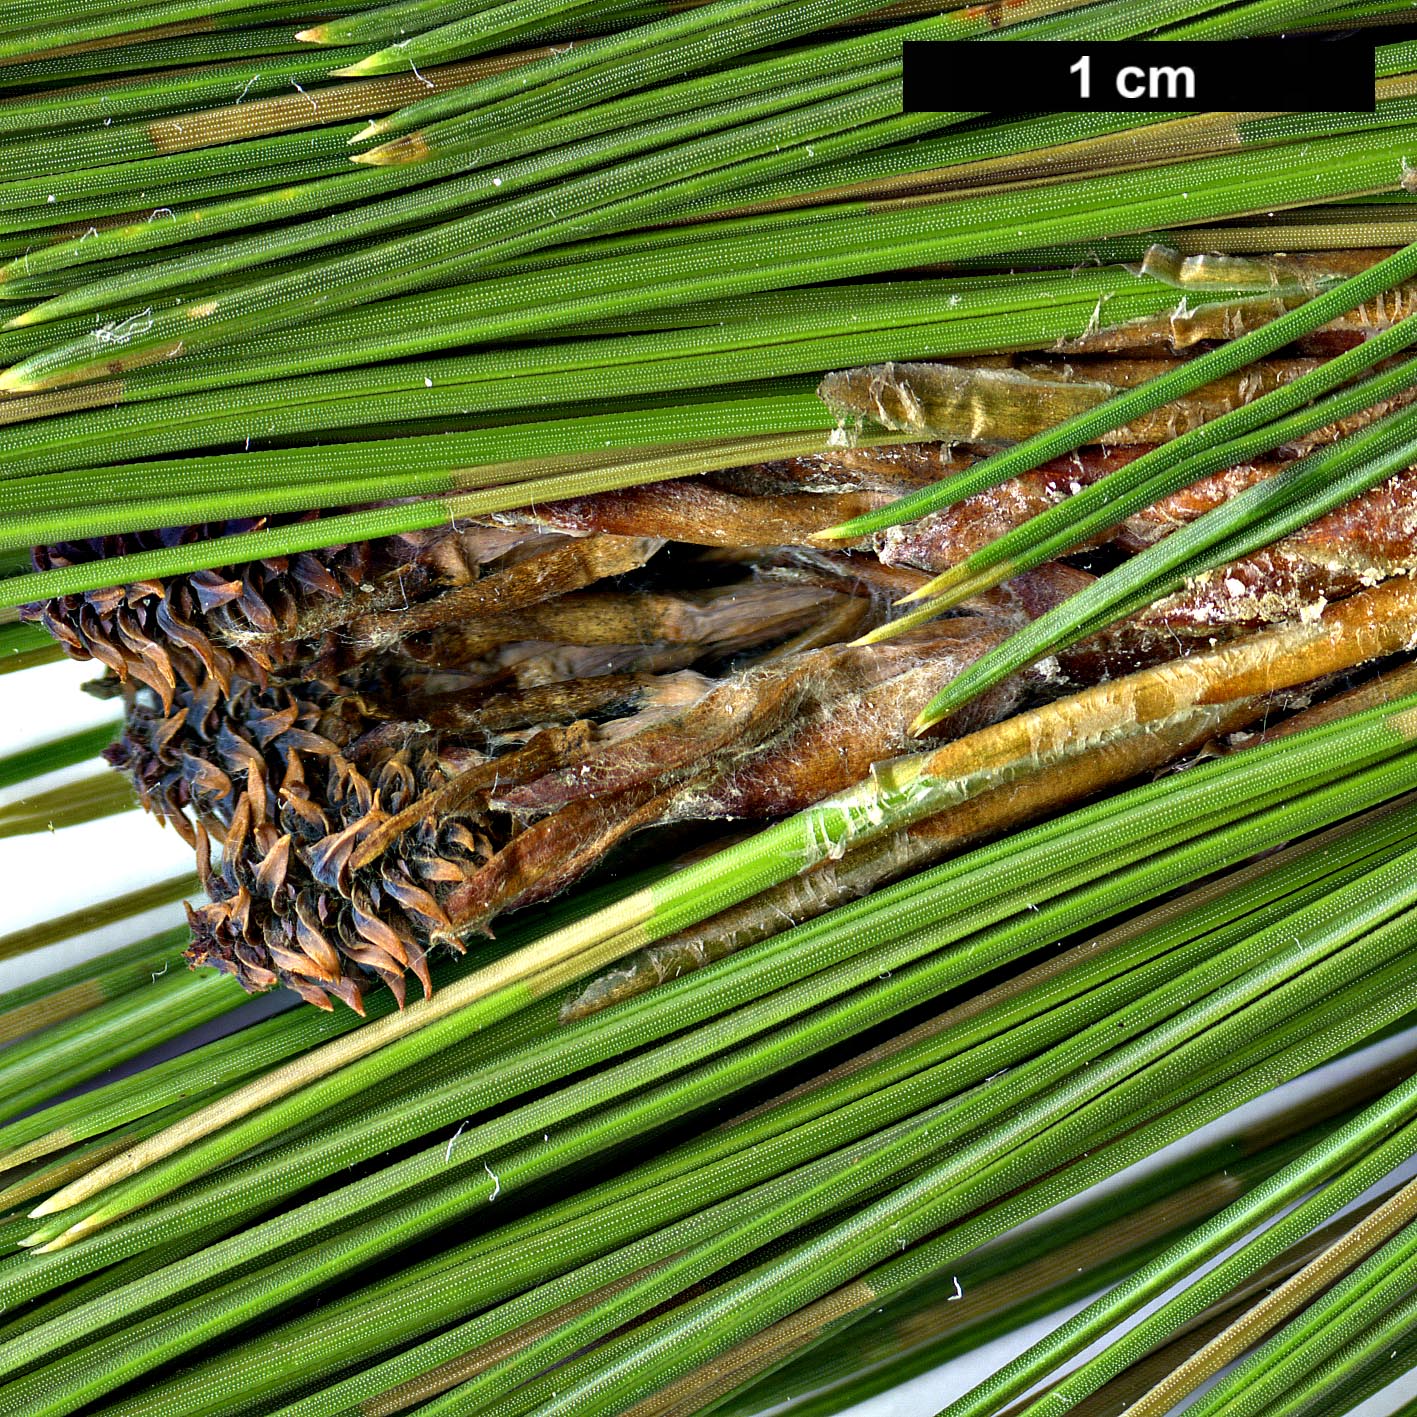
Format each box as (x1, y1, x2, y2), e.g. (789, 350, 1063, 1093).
(897, 575, 956, 606)
(905, 563, 1010, 608)
(850, 623, 900, 647)
(910, 708, 941, 736)
(356, 133, 432, 165)
(855, 604, 942, 646)
(331, 54, 390, 77)
(31, 1227, 88, 1253)
(0, 365, 38, 391)
(912, 687, 968, 734)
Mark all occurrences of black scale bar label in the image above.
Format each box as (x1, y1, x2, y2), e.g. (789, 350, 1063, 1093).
(903, 39, 1377, 113)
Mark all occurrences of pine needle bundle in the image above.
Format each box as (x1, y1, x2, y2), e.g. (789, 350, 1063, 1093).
(10, 4, 1417, 1416)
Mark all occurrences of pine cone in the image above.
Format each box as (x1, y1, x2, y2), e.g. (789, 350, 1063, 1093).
(105, 675, 515, 1012)
(21, 520, 531, 706)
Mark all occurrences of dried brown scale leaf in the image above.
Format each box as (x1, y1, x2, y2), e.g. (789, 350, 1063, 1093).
(508, 565, 1258, 831)
(706, 455, 928, 497)
(817, 357, 1336, 447)
(406, 582, 839, 671)
(1220, 479, 1417, 581)
(1068, 471, 1417, 635)
(494, 620, 1028, 815)
(967, 560, 1097, 623)
(771, 444, 1006, 496)
(414, 670, 716, 736)
(772, 550, 1243, 676)
(495, 479, 888, 547)
(671, 629, 1029, 822)
(442, 781, 676, 932)
(1109, 456, 1417, 562)
(1068, 287, 1417, 356)
(435, 638, 725, 690)
(965, 562, 1241, 679)
(561, 690, 1273, 1021)
(758, 594, 875, 657)
(873, 432, 1417, 629)
(731, 547, 936, 603)
(1222, 656, 1417, 748)
(876, 452, 1124, 569)
(1146, 550, 1360, 634)
(1019, 354, 1322, 394)
(1033, 301, 1256, 357)
(254, 526, 560, 657)
(494, 643, 864, 812)
(345, 534, 664, 651)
